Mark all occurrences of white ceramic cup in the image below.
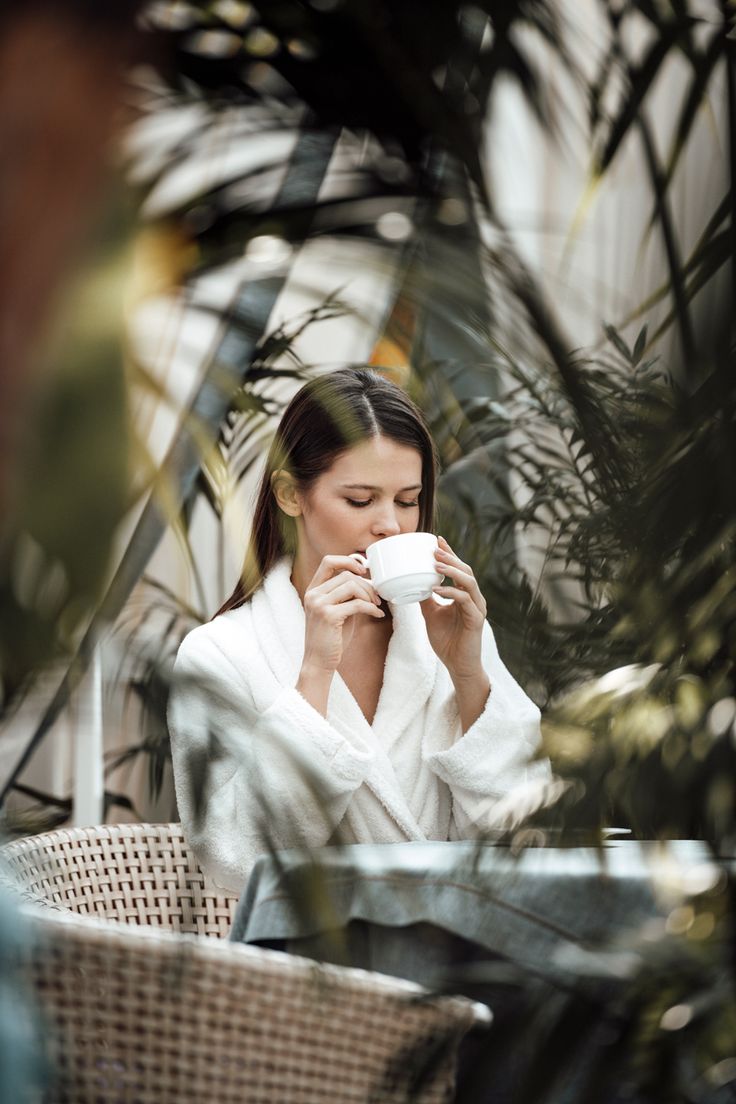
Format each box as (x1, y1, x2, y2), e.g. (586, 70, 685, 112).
(352, 532, 442, 605)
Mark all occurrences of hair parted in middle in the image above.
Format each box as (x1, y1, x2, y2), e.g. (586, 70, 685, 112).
(216, 367, 438, 615)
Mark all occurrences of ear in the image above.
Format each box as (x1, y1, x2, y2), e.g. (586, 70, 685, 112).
(271, 469, 302, 517)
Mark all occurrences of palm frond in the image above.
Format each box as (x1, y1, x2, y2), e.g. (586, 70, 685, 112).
(0, 124, 338, 799)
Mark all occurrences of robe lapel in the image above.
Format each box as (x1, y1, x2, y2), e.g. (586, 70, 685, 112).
(329, 673, 426, 839)
(371, 602, 437, 749)
(250, 558, 306, 688)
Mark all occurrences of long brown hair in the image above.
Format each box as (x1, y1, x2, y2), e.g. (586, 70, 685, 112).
(215, 367, 438, 615)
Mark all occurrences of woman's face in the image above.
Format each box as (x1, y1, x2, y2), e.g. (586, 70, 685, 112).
(291, 435, 423, 576)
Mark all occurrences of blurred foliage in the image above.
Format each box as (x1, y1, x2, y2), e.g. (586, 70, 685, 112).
(427, 316, 736, 847)
(0, 0, 144, 716)
(426, 331, 670, 694)
(449, 865, 736, 1104)
(0, 213, 133, 711)
(419, 322, 736, 853)
(0, 883, 43, 1102)
(132, 0, 568, 273)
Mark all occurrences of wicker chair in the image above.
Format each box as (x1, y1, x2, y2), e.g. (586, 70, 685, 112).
(1, 823, 489, 1103)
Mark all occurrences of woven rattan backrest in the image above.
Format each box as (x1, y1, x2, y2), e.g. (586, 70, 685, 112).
(1, 823, 239, 937)
(20, 904, 485, 1104)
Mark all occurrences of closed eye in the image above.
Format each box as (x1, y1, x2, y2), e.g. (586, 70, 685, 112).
(346, 498, 419, 509)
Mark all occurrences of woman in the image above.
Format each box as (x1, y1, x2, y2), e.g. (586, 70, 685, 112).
(169, 368, 548, 892)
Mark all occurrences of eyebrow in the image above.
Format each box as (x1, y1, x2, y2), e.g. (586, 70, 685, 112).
(341, 483, 422, 492)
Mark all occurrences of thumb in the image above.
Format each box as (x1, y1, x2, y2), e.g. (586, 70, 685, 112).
(419, 592, 443, 622)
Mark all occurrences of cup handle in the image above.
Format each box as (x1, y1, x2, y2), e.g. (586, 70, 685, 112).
(350, 554, 377, 592)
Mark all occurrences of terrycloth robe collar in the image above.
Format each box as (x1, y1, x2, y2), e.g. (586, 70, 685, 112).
(247, 558, 439, 839)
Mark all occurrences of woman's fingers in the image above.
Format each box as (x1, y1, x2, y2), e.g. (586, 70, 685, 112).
(434, 560, 485, 609)
(430, 585, 484, 622)
(435, 543, 471, 574)
(435, 560, 477, 590)
(320, 567, 372, 591)
(433, 544, 487, 618)
(324, 597, 385, 621)
(309, 554, 368, 588)
(310, 569, 378, 604)
(309, 576, 380, 609)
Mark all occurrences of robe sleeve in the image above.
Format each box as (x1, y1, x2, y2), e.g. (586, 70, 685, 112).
(168, 625, 374, 892)
(422, 621, 551, 836)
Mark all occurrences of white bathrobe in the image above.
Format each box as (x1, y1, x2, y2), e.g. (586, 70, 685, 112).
(169, 557, 549, 892)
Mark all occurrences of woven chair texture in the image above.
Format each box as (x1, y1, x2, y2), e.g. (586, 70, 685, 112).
(1, 822, 239, 937)
(1, 825, 488, 1103)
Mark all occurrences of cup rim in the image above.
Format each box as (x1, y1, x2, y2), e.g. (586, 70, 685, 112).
(365, 532, 437, 555)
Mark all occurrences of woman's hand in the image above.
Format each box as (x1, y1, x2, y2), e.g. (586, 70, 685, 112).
(420, 537, 490, 732)
(420, 537, 487, 683)
(301, 555, 384, 675)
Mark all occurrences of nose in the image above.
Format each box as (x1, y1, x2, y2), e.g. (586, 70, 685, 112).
(370, 505, 401, 538)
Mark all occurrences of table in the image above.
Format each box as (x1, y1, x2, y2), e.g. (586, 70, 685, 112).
(231, 838, 721, 985)
(231, 839, 730, 1103)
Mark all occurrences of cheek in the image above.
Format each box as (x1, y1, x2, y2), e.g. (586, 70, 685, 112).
(315, 499, 358, 530)
(330, 499, 355, 520)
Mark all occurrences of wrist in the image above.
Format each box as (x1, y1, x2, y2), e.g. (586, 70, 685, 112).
(298, 659, 335, 685)
(450, 669, 491, 735)
(449, 666, 488, 689)
(296, 662, 334, 719)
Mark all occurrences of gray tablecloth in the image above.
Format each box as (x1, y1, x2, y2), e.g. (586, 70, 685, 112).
(231, 839, 733, 1104)
(230, 838, 720, 986)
